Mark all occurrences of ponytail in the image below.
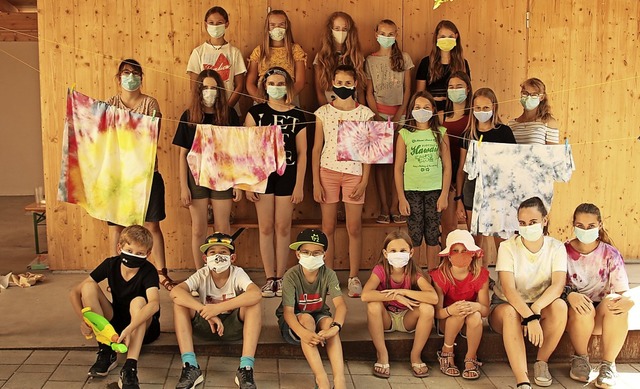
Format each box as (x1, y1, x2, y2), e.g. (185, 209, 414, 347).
(573, 203, 614, 246)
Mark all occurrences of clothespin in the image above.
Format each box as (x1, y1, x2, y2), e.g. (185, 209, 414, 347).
(71, 83, 76, 92)
(387, 115, 392, 129)
(478, 134, 483, 148)
(151, 110, 157, 121)
(564, 137, 569, 153)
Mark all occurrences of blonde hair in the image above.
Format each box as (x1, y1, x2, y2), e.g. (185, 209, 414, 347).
(119, 225, 153, 251)
(521, 77, 555, 123)
(466, 87, 503, 141)
(572, 203, 614, 246)
(316, 12, 366, 91)
(259, 10, 296, 70)
(378, 231, 424, 290)
(376, 19, 405, 72)
(437, 247, 483, 286)
(260, 66, 295, 105)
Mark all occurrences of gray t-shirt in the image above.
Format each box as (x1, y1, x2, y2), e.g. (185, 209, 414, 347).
(365, 52, 415, 106)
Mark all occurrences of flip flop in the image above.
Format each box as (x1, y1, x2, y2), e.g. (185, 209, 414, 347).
(373, 362, 390, 378)
(411, 362, 429, 378)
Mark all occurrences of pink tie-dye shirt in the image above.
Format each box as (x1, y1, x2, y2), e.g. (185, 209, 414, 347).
(565, 241, 629, 302)
(336, 120, 394, 164)
(187, 124, 286, 193)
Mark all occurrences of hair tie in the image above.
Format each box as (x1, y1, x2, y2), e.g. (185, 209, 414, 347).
(263, 68, 289, 80)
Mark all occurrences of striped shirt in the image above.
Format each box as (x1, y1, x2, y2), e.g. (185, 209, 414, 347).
(508, 119, 560, 145)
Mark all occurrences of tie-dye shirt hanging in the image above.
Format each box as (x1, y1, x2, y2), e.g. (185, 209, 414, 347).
(58, 90, 159, 226)
(336, 120, 394, 164)
(187, 125, 286, 193)
(464, 141, 575, 238)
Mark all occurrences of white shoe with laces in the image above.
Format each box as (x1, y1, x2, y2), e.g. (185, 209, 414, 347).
(347, 277, 362, 298)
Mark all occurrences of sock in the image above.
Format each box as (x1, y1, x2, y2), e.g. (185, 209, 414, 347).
(239, 356, 255, 369)
(181, 352, 199, 368)
(123, 358, 137, 370)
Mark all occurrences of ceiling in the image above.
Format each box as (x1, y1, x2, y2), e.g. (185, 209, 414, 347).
(1, 0, 37, 13)
(0, 0, 37, 41)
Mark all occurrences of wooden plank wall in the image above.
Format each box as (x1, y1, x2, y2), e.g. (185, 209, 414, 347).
(527, 0, 640, 248)
(37, 0, 639, 271)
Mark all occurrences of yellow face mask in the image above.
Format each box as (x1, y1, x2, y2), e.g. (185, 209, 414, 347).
(436, 37, 456, 52)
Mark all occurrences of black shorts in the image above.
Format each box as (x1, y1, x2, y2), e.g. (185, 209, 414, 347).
(462, 176, 476, 211)
(187, 169, 233, 200)
(107, 171, 166, 226)
(111, 311, 161, 345)
(264, 165, 297, 196)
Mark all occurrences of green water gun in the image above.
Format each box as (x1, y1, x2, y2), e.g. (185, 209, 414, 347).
(82, 307, 128, 354)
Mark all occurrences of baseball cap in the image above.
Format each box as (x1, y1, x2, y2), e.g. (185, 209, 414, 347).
(200, 232, 235, 254)
(439, 229, 482, 256)
(289, 229, 328, 251)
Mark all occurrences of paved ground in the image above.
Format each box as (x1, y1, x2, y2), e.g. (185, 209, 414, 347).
(2, 349, 640, 388)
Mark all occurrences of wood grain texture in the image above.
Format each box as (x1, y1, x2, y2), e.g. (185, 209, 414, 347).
(37, 0, 640, 271)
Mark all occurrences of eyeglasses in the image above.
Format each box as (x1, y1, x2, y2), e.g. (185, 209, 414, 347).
(521, 92, 543, 98)
(300, 250, 324, 256)
(121, 70, 141, 77)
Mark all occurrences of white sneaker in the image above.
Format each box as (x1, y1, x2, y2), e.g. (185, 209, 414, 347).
(261, 278, 276, 298)
(275, 278, 283, 297)
(348, 277, 362, 298)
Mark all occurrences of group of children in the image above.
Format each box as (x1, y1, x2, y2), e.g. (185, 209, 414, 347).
(70, 200, 633, 389)
(68, 6, 635, 389)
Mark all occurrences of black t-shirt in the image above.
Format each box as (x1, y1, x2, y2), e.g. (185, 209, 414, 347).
(248, 103, 307, 166)
(90, 256, 159, 319)
(461, 123, 517, 149)
(172, 108, 240, 149)
(415, 56, 471, 99)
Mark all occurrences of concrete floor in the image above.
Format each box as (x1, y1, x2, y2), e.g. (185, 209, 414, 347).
(2, 195, 640, 388)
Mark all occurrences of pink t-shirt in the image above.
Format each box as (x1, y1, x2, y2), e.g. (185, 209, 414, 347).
(565, 241, 629, 302)
(372, 264, 422, 312)
(430, 267, 489, 308)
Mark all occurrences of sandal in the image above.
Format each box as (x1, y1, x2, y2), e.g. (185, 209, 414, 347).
(391, 214, 407, 224)
(411, 362, 429, 378)
(462, 357, 482, 380)
(376, 214, 391, 224)
(437, 350, 461, 377)
(158, 268, 177, 291)
(372, 362, 390, 378)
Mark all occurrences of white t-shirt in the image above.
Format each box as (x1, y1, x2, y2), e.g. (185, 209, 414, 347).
(493, 235, 567, 303)
(186, 42, 247, 99)
(185, 265, 253, 313)
(314, 103, 375, 175)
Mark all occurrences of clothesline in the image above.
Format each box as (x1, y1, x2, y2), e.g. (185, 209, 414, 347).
(1, 26, 638, 147)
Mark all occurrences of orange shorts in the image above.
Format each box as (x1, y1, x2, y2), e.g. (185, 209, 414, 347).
(319, 167, 365, 205)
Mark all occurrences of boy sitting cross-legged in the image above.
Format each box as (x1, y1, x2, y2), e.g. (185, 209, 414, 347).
(170, 232, 262, 389)
(276, 228, 347, 389)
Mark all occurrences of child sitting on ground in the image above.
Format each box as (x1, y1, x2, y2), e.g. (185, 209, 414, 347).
(170, 232, 262, 389)
(276, 229, 347, 389)
(69, 225, 160, 389)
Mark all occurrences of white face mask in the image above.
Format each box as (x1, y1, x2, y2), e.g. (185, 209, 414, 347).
(412, 108, 433, 123)
(298, 253, 325, 271)
(519, 223, 544, 242)
(473, 110, 493, 123)
(207, 24, 226, 39)
(206, 254, 231, 273)
(332, 30, 347, 44)
(520, 95, 541, 111)
(269, 27, 286, 41)
(386, 252, 410, 268)
(574, 226, 599, 244)
(202, 89, 217, 107)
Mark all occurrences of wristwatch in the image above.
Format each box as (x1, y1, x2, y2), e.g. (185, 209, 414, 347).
(454, 194, 464, 201)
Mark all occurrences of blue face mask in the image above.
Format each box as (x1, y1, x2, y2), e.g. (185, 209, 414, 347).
(448, 88, 467, 103)
(121, 74, 141, 91)
(266, 85, 287, 100)
(376, 35, 396, 48)
(574, 226, 599, 244)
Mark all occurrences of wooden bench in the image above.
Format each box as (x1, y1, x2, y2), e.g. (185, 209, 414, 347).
(24, 202, 47, 255)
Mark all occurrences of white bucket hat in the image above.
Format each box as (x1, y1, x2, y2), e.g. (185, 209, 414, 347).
(439, 229, 482, 256)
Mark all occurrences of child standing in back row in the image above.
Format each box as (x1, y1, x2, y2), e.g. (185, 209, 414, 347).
(365, 19, 414, 225)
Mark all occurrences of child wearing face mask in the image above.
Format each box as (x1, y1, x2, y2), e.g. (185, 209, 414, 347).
(314, 11, 366, 105)
(173, 69, 242, 269)
(416, 20, 471, 113)
(276, 229, 348, 389)
(365, 19, 414, 225)
(247, 9, 307, 103)
(564, 203, 633, 388)
(169, 232, 263, 389)
(69, 225, 160, 387)
(361, 231, 437, 379)
(244, 67, 308, 298)
(312, 64, 375, 298)
(430, 229, 489, 380)
(186, 6, 247, 110)
(489, 197, 568, 389)
(395, 91, 452, 270)
(456, 88, 515, 253)
(509, 78, 560, 145)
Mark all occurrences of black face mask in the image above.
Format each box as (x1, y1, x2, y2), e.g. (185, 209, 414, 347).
(121, 252, 147, 268)
(332, 85, 355, 100)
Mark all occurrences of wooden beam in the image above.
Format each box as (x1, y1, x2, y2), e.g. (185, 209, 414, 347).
(0, 0, 19, 14)
(0, 12, 37, 39)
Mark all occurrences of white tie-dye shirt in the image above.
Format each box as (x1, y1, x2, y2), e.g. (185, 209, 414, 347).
(565, 241, 629, 302)
(464, 141, 575, 238)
